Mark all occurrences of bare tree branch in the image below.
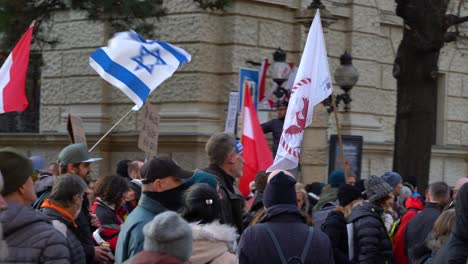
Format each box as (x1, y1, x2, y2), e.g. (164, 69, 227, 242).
(446, 14, 468, 27)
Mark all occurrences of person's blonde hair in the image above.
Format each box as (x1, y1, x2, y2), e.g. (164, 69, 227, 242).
(432, 209, 455, 238)
(295, 182, 309, 214)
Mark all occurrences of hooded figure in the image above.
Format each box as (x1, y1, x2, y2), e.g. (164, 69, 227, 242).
(434, 184, 468, 263)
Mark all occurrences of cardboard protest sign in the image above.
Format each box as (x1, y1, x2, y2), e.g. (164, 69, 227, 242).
(67, 114, 87, 145)
(138, 103, 160, 159)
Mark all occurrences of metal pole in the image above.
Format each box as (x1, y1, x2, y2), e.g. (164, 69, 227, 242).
(89, 107, 134, 152)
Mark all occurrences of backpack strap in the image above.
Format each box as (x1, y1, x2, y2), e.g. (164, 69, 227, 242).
(259, 224, 288, 264)
(299, 227, 314, 262)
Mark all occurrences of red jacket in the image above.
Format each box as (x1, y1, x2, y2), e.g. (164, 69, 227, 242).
(392, 196, 424, 264)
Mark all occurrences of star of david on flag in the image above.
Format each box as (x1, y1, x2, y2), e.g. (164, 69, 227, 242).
(89, 31, 191, 110)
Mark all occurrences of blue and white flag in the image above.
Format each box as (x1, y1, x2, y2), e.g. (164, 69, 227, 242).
(89, 31, 191, 110)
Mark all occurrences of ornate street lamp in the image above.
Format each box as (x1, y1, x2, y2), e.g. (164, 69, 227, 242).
(323, 51, 359, 112)
(270, 47, 291, 99)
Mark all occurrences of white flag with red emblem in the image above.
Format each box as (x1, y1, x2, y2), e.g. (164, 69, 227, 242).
(267, 10, 333, 172)
(240, 82, 273, 196)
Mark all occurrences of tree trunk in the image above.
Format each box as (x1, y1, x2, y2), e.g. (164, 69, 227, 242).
(393, 0, 450, 192)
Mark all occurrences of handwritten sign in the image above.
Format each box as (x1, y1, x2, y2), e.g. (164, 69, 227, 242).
(138, 103, 160, 159)
(67, 114, 87, 145)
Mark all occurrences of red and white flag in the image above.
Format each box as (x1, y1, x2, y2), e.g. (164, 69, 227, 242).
(0, 25, 33, 114)
(267, 10, 333, 172)
(240, 82, 273, 197)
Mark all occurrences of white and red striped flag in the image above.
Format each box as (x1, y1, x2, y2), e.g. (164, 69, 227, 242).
(267, 10, 333, 172)
(240, 82, 273, 197)
(0, 24, 33, 114)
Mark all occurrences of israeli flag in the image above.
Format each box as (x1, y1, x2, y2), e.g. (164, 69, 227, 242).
(89, 31, 191, 110)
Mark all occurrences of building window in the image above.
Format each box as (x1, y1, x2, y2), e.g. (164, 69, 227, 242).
(0, 53, 41, 133)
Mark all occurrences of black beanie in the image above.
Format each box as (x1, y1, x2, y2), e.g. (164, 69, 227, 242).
(338, 184, 362, 206)
(0, 148, 33, 196)
(262, 171, 297, 208)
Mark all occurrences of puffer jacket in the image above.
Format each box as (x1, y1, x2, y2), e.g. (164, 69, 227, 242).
(321, 210, 350, 264)
(434, 184, 468, 264)
(189, 221, 238, 264)
(0, 201, 71, 263)
(41, 203, 86, 264)
(348, 202, 394, 264)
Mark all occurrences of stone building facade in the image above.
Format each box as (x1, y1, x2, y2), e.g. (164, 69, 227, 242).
(1, 0, 467, 186)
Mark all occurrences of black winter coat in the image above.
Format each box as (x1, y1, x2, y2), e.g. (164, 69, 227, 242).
(238, 204, 334, 264)
(405, 202, 443, 264)
(348, 202, 394, 264)
(203, 165, 245, 234)
(322, 210, 351, 264)
(434, 184, 468, 264)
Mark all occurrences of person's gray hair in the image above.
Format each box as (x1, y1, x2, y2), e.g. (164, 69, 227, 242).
(49, 174, 87, 207)
(205, 132, 236, 166)
(143, 211, 192, 261)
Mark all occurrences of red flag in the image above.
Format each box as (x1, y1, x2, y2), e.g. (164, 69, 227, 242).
(0, 25, 33, 113)
(258, 58, 269, 101)
(240, 82, 273, 197)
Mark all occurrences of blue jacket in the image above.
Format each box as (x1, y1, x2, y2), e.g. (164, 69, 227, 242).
(115, 193, 167, 263)
(238, 204, 334, 264)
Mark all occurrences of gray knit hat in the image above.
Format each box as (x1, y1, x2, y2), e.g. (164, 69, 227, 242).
(365, 175, 393, 203)
(143, 211, 192, 261)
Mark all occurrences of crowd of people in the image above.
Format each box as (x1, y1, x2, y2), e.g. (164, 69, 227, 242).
(0, 131, 467, 263)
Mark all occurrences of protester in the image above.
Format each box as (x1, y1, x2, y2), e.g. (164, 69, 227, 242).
(116, 159, 132, 180)
(406, 181, 450, 264)
(128, 160, 145, 180)
(424, 209, 456, 264)
(0, 148, 71, 263)
(238, 170, 334, 264)
(181, 183, 238, 264)
(129, 211, 192, 264)
(248, 170, 269, 215)
(382, 171, 403, 219)
(321, 184, 362, 263)
(295, 182, 310, 216)
(312, 169, 345, 227)
(91, 175, 129, 251)
(304, 182, 324, 209)
(434, 183, 468, 263)
(125, 180, 142, 214)
(116, 157, 192, 263)
(392, 196, 425, 264)
(183, 170, 219, 190)
(40, 174, 89, 264)
(314, 169, 344, 211)
(452, 177, 468, 198)
(48, 162, 60, 176)
(347, 175, 356, 186)
(347, 175, 394, 263)
(52, 143, 109, 263)
(203, 132, 246, 234)
(382, 193, 396, 232)
(261, 100, 288, 156)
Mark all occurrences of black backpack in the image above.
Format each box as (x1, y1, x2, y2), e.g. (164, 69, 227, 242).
(259, 223, 314, 264)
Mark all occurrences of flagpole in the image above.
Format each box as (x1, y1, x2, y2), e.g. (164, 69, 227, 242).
(89, 107, 134, 152)
(331, 95, 349, 182)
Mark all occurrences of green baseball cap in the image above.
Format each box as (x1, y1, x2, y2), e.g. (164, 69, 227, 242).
(58, 143, 102, 164)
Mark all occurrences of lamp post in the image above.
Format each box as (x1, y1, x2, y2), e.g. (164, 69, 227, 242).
(270, 47, 291, 99)
(323, 51, 359, 112)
